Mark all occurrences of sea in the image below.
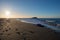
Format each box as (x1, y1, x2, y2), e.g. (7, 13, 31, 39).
(39, 18, 60, 24)
(19, 18, 60, 24)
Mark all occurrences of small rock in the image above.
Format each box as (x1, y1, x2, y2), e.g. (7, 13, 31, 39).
(37, 24, 45, 27)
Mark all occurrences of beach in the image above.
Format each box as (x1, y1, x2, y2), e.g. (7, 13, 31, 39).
(0, 18, 59, 40)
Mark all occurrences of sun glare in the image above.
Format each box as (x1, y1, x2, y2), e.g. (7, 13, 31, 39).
(5, 11, 10, 18)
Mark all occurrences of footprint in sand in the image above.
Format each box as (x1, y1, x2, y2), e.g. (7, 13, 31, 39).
(16, 32, 20, 35)
(19, 32, 26, 40)
(0, 28, 2, 30)
(0, 39, 1, 40)
(0, 33, 3, 35)
(5, 29, 8, 32)
(2, 31, 4, 32)
(0, 24, 3, 26)
(6, 20, 10, 23)
(7, 34, 11, 35)
(15, 28, 18, 31)
(9, 28, 11, 30)
(7, 26, 9, 28)
(29, 31, 34, 34)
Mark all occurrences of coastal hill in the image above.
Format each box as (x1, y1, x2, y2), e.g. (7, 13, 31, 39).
(0, 18, 58, 40)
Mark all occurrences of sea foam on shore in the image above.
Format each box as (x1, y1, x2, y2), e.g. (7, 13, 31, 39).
(17, 18, 60, 32)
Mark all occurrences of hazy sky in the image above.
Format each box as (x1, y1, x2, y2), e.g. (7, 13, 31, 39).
(0, 0, 60, 18)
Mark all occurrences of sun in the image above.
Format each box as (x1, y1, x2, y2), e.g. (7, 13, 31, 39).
(5, 11, 10, 18)
(5, 11, 10, 16)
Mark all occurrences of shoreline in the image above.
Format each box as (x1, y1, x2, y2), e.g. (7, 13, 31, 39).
(0, 18, 59, 40)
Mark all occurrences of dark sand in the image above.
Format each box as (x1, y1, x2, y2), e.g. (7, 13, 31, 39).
(0, 18, 59, 40)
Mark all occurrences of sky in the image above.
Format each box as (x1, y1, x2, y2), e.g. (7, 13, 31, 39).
(0, 0, 60, 18)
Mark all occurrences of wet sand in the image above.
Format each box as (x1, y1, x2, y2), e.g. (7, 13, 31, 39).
(0, 18, 58, 40)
